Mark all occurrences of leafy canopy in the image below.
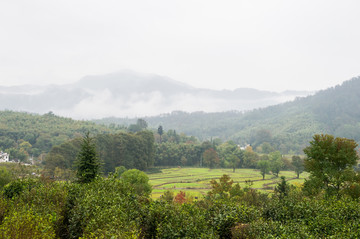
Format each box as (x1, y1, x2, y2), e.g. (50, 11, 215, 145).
(303, 134, 359, 195)
(121, 169, 152, 196)
(257, 160, 270, 180)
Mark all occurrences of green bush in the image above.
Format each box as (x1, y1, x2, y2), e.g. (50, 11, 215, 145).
(121, 169, 152, 196)
(141, 201, 218, 238)
(17, 180, 68, 238)
(204, 201, 260, 239)
(0, 167, 13, 190)
(3, 177, 40, 199)
(0, 177, 69, 238)
(0, 196, 8, 223)
(261, 195, 360, 238)
(67, 178, 143, 239)
(245, 219, 311, 239)
(0, 207, 56, 239)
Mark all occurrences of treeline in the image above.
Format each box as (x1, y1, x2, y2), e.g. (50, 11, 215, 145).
(154, 139, 300, 179)
(44, 130, 154, 175)
(44, 127, 303, 179)
(153, 129, 298, 174)
(44, 127, 199, 175)
(0, 110, 123, 162)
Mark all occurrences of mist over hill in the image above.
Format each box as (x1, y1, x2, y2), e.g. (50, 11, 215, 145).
(97, 76, 360, 153)
(0, 70, 311, 119)
(1, 74, 359, 154)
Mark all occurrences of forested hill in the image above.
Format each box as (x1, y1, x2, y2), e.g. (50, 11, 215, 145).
(96, 76, 360, 153)
(0, 111, 123, 160)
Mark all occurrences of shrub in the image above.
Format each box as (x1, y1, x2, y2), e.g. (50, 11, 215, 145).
(67, 178, 143, 239)
(18, 180, 68, 238)
(0, 196, 8, 223)
(3, 177, 40, 199)
(174, 191, 187, 204)
(0, 208, 56, 239)
(141, 201, 217, 238)
(121, 169, 152, 196)
(0, 167, 13, 190)
(159, 190, 174, 203)
(261, 195, 360, 238)
(205, 201, 260, 239)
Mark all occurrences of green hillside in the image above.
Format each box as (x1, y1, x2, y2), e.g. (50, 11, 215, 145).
(96, 77, 360, 153)
(0, 111, 123, 161)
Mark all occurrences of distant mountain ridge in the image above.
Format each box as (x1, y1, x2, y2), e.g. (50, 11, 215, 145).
(0, 70, 312, 119)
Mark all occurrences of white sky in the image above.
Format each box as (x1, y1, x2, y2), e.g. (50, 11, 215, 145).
(0, 0, 359, 92)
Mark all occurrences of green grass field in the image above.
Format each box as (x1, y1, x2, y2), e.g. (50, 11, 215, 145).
(147, 167, 308, 199)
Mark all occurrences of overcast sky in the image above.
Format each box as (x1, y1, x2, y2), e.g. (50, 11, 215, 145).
(0, 0, 359, 92)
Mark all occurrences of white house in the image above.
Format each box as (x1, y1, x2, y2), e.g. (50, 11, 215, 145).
(239, 144, 251, 150)
(0, 151, 9, 162)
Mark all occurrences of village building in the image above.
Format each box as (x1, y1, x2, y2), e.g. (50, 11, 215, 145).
(0, 151, 10, 163)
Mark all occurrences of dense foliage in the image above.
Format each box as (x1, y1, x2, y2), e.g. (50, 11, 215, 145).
(303, 134, 359, 197)
(0, 133, 358, 238)
(45, 130, 155, 176)
(1, 169, 360, 238)
(0, 111, 122, 162)
(45, 126, 304, 180)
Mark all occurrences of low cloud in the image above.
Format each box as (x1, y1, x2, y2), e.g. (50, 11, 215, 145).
(54, 90, 302, 120)
(0, 71, 312, 119)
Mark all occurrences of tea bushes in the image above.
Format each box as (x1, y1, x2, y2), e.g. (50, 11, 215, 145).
(0, 207, 56, 239)
(67, 177, 143, 239)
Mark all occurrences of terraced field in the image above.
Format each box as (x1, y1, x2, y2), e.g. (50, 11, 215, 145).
(148, 167, 308, 199)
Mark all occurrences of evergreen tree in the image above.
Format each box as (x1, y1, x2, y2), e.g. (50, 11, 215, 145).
(76, 132, 100, 183)
(275, 176, 290, 199)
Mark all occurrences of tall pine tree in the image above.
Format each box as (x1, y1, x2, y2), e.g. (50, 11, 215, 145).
(76, 132, 100, 183)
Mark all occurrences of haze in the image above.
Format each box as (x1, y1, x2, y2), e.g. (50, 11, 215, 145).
(0, 0, 359, 92)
